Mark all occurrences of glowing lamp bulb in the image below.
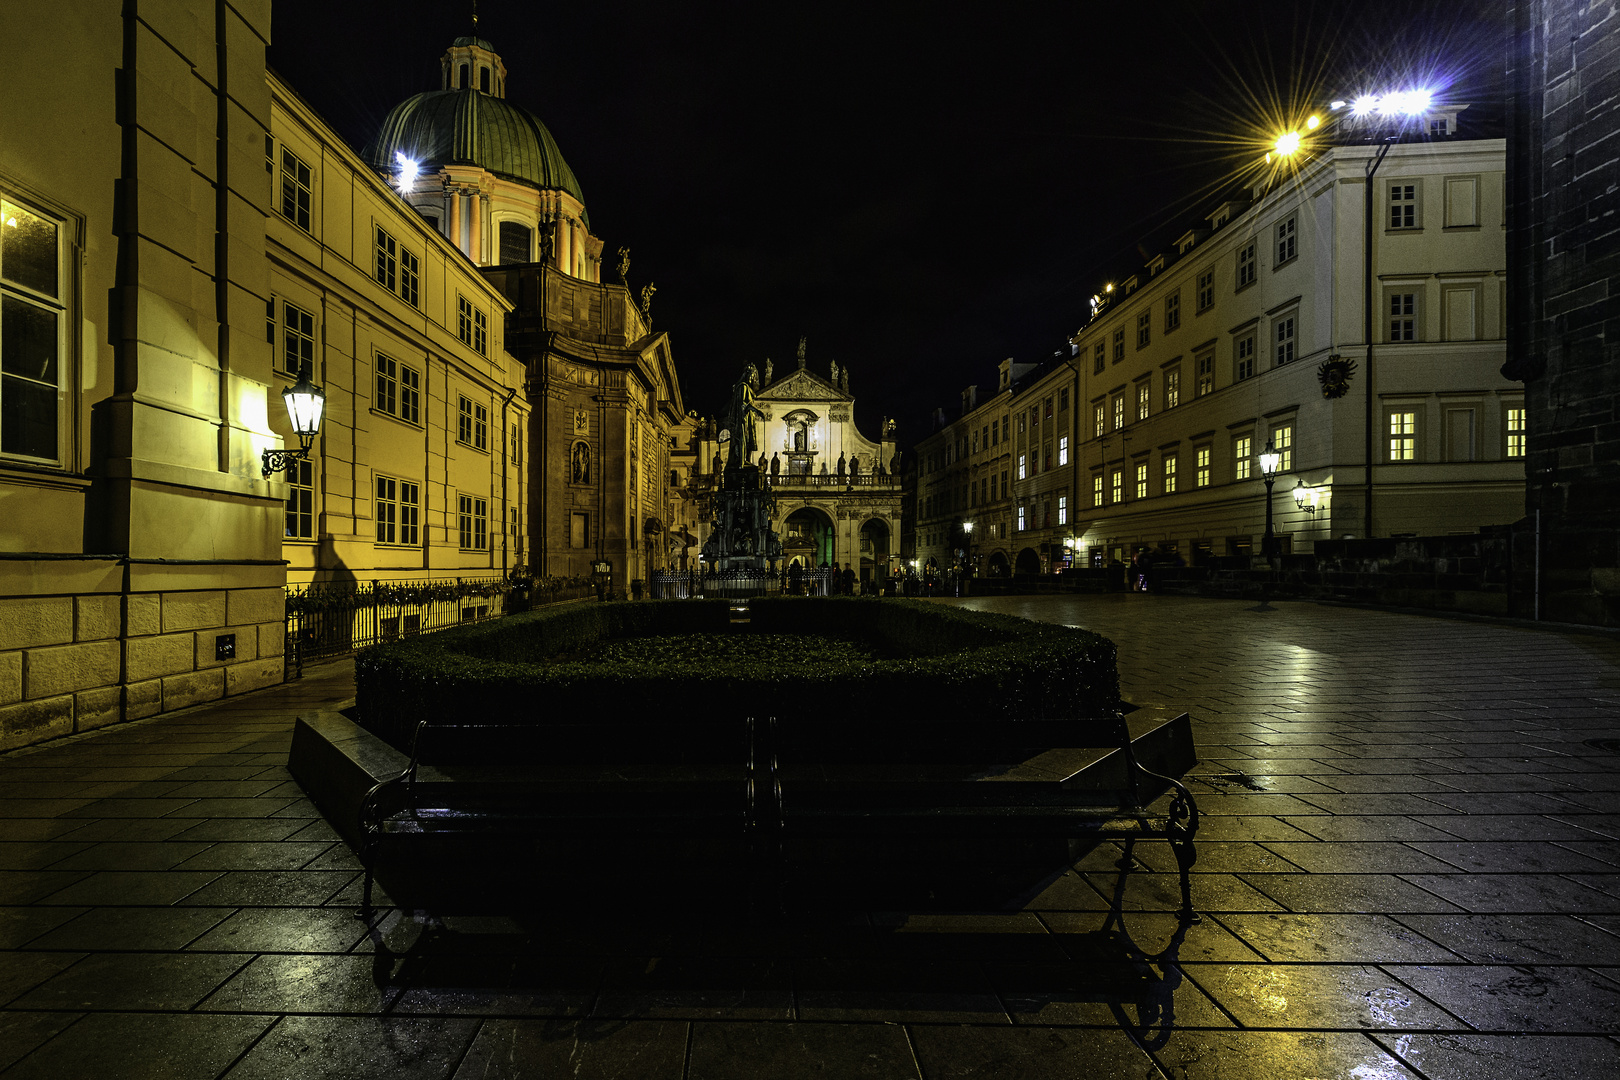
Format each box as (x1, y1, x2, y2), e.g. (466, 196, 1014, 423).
(1305, 114, 1321, 130)
(1397, 89, 1433, 115)
(394, 151, 420, 193)
(1351, 94, 1379, 117)
(1274, 131, 1302, 157)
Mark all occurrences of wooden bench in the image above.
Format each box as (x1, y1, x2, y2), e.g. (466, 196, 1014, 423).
(759, 713, 1201, 922)
(355, 714, 762, 917)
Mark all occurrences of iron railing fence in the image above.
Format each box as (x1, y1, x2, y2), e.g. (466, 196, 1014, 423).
(649, 567, 842, 599)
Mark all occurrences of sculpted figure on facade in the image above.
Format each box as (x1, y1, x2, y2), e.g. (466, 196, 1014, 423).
(571, 441, 591, 483)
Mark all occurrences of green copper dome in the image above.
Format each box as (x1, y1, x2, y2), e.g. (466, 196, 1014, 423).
(369, 88, 588, 217)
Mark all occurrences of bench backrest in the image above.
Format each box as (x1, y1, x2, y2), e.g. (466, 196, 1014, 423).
(407, 715, 755, 768)
(764, 714, 1131, 765)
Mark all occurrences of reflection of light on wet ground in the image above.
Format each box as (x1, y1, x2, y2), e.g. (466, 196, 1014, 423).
(1364, 985, 1415, 1025)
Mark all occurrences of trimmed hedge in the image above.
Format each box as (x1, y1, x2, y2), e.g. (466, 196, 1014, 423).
(355, 597, 1119, 750)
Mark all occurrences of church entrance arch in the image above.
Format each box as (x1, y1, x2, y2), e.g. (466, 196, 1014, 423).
(858, 517, 891, 585)
(1015, 547, 1042, 576)
(783, 506, 835, 568)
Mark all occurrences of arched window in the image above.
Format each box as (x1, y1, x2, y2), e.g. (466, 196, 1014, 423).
(457, 63, 468, 89)
(498, 221, 532, 265)
(479, 67, 491, 93)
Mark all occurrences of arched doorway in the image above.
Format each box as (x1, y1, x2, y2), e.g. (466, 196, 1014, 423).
(987, 550, 1011, 577)
(1015, 547, 1041, 576)
(858, 517, 891, 587)
(783, 506, 835, 568)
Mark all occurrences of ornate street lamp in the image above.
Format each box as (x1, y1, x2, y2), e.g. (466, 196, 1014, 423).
(261, 373, 326, 479)
(1258, 439, 1282, 559)
(1293, 480, 1320, 515)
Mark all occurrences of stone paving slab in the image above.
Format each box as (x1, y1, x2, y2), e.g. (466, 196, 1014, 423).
(0, 600, 1617, 1077)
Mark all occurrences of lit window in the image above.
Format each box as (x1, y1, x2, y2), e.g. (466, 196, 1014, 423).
(1018, 453, 1026, 480)
(1017, 505, 1025, 531)
(1165, 291, 1180, 332)
(1390, 183, 1418, 229)
(1506, 407, 1526, 458)
(1237, 240, 1256, 288)
(1165, 369, 1180, 410)
(1272, 424, 1293, 471)
(1195, 446, 1210, 487)
(1135, 462, 1148, 499)
(1274, 315, 1296, 365)
(282, 302, 314, 377)
(459, 493, 489, 549)
(1111, 469, 1123, 503)
(1388, 411, 1417, 461)
(1389, 293, 1417, 341)
(1196, 351, 1213, 396)
(1093, 474, 1104, 507)
(1235, 334, 1255, 381)
(1137, 310, 1151, 349)
(284, 458, 314, 539)
(1275, 215, 1297, 265)
(1234, 435, 1252, 480)
(1113, 395, 1125, 430)
(1163, 454, 1178, 493)
(1196, 269, 1215, 312)
(1093, 403, 1105, 438)
(1137, 381, 1150, 421)
(1, 193, 67, 464)
(279, 148, 312, 231)
(1058, 495, 1067, 525)
(1058, 435, 1069, 466)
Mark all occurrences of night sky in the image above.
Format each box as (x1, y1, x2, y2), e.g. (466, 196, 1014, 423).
(267, 0, 1508, 446)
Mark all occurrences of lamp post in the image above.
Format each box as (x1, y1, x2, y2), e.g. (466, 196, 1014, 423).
(960, 520, 974, 596)
(1258, 439, 1281, 561)
(261, 373, 326, 479)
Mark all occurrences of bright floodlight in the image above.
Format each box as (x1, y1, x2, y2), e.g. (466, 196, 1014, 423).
(1351, 94, 1379, 117)
(1305, 114, 1321, 130)
(1395, 89, 1433, 115)
(394, 151, 420, 193)
(1274, 131, 1302, 157)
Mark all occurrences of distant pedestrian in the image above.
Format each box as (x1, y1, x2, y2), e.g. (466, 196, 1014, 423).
(1132, 550, 1151, 593)
(841, 563, 855, 595)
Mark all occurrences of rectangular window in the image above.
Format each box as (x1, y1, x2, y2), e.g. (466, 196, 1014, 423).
(1131, 462, 1146, 499)
(284, 458, 314, 539)
(1196, 269, 1215, 312)
(1163, 454, 1178, 493)
(1001, 417, 1008, 443)
(1093, 474, 1105, 507)
(1234, 435, 1252, 480)
(1000, 470, 1007, 499)
(1113, 395, 1125, 430)
(1235, 334, 1255, 381)
(1112, 328, 1125, 362)
(1093, 403, 1105, 438)
(1111, 469, 1123, 504)
(375, 476, 420, 546)
(1018, 453, 1026, 480)
(1388, 411, 1417, 461)
(1044, 396, 1053, 419)
(1057, 495, 1067, 526)
(1017, 505, 1026, 531)
(399, 362, 420, 424)
(458, 395, 489, 451)
(1165, 291, 1180, 332)
(1, 193, 67, 463)
(1195, 445, 1211, 488)
(457, 295, 487, 353)
(375, 353, 397, 415)
(1137, 381, 1150, 421)
(1274, 315, 1296, 365)
(1237, 240, 1256, 288)
(570, 511, 589, 548)
(1196, 350, 1213, 396)
(1388, 292, 1418, 341)
(1136, 310, 1151, 349)
(1506, 407, 1527, 458)
(1093, 342, 1106, 374)
(375, 227, 397, 292)
(400, 248, 420, 308)
(1165, 369, 1181, 410)
(1275, 215, 1297, 265)
(1389, 182, 1418, 229)
(282, 301, 314, 376)
(279, 148, 312, 231)
(1058, 435, 1069, 466)
(458, 494, 489, 549)
(1059, 388, 1068, 411)
(1272, 424, 1294, 471)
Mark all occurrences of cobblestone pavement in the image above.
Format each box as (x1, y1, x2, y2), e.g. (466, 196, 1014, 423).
(1, 596, 1618, 1078)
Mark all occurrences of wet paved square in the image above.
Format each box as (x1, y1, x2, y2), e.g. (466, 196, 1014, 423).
(0, 596, 1618, 1076)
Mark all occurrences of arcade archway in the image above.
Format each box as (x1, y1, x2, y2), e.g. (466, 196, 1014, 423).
(1015, 547, 1042, 576)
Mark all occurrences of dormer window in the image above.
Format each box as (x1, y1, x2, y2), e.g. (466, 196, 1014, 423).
(1177, 232, 1197, 255)
(1147, 255, 1165, 277)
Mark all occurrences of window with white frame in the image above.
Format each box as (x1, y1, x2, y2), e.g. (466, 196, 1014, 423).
(399, 248, 419, 307)
(1111, 469, 1123, 503)
(1112, 327, 1125, 362)
(1275, 215, 1297, 265)
(281, 301, 314, 377)
(376, 475, 420, 545)
(1165, 368, 1181, 410)
(1135, 462, 1148, 499)
(1274, 314, 1296, 365)
(1163, 453, 1178, 493)
(1, 191, 68, 464)
(375, 227, 397, 292)
(1093, 341, 1106, 374)
(458, 395, 489, 451)
(1093, 473, 1104, 507)
(1058, 435, 1069, 466)
(1093, 402, 1105, 438)
(1057, 495, 1067, 525)
(1389, 182, 1419, 229)
(1235, 333, 1255, 381)
(1136, 310, 1151, 349)
(1195, 445, 1211, 487)
(1112, 394, 1125, 430)
(279, 148, 312, 231)
(1196, 269, 1215, 312)
(458, 493, 488, 549)
(1018, 453, 1026, 480)
(1388, 291, 1418, 341)
(1237, 240, 1257, 289)
(1195, 349, 1213, 396)
(457, 295, 487, 354)
(1137, 381, 1150, 421)
(1016, 504, 1025, 531)
(284, 458, 314, 539)
(1506, 406, 1526, 458)
(1165, 291, 1180, 333)
(375, 353, 421, 425)
(1234, 434, 1252, 480)
(1387, 410, 1417, 461)
(1272, 423, 1294, 471)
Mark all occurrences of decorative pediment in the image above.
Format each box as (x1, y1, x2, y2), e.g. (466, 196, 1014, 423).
(761, 370, 845, 402)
